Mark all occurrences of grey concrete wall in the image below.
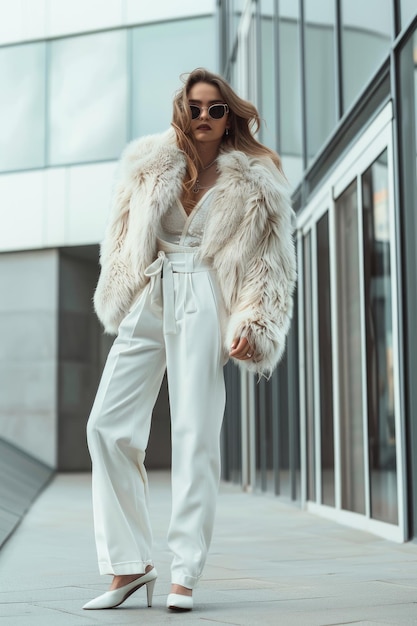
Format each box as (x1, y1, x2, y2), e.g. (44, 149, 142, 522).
(57, 246, 172, 471)
(0, 249, 58, 467)
(0, 246, 172, 472)
(57, 248, 102, 471)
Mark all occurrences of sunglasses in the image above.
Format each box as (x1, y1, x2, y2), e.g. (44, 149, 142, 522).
(189, 103, 229, 120)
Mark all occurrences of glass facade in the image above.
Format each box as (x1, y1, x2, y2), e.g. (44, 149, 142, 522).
(316, 212, 334, 507)
(341, 0, 392, 112)
(49, 30, 129, 165)
(335, 180, 366, 515)
(132, 18, 216, 137)
(304, 0, 337, 161)
(401, 0, 417, 29)
(0, 15, 215, 172)
(220, 0, 417, 541)
(0, 42, 46, 171)
(398, 27, 417, 537)
(259, 0, 276, 150)
(303, 231, 315, 502)
(362, 150, 397, 525)
(278, 1, 303, 184)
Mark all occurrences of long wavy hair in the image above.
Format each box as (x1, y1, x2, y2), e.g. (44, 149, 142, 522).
(171, 68, 282, 197)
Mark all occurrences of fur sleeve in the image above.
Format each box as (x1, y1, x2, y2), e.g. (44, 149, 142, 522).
(93, 143, 140, 334)
(225, 171, 297, 377)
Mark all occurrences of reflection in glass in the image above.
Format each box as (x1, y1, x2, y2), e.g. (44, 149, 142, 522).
(278, 2, 303, 185)
(362, 151, 398, 524)
(303, 232, 316, 501)
(0, 43, 46, 171)
(336, 180, 366, 515)
(49, 31, 128, 165)
(255, 376, 276, 493)
(304, 0, 336, 162)
(260, 1, 277, 150)
(132, 18, 216, 138)
(341, 0, 391, 112)
(278, 355, 292, 498)
(255, 287, 298, 498)
(400, 0, 417, 31)
(222, 362, 242, 484)
(317, 212, 335, 506)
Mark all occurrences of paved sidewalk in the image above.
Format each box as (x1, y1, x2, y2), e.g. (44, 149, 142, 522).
(0, 472, 417, 625)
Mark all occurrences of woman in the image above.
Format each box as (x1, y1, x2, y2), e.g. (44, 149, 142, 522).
(83, 68, 296, 613)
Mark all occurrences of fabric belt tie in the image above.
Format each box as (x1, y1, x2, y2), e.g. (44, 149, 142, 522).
(144, 251, 211, 335)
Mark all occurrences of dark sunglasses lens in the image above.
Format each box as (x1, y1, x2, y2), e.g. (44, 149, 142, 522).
(209, 105, 225, 119)
(189, 105, 200, 119)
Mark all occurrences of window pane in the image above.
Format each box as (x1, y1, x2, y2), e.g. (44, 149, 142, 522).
(255, 377, 275, 492)
(260, 2, 276, 150)
(132, 18, 216, 137)
(362, 151, 398, 525)
(277, 354, 292, 498)
(400, 0, 417, 31)
(317, 212, 335, 507)
(0, 43, 46, 171)
(341, 0, 391, 112)
(48, 30, 128, 165)
(278, 2, 303, 186)
(303, 232, 316, 502)
(222, 362, 242, 484)
(335, 180, 366, 515)
(304, 0, 336, 162)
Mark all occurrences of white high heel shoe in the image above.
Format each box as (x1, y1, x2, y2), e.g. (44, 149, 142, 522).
(83, 567, 157, 610)
(166, 592, 193, 611)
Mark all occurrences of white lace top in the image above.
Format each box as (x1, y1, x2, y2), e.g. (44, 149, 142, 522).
(158, 188, 216, 248)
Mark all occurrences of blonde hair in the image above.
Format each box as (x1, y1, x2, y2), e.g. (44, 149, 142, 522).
(171, 68, 282, 197)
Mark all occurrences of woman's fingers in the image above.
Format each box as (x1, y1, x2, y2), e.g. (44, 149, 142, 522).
(229, 336, 254, 360)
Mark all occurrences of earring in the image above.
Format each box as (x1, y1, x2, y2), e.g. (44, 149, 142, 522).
(225, 128, 229, 136)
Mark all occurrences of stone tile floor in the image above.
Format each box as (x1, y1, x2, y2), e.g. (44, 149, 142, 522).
(0, 472, 416, 625)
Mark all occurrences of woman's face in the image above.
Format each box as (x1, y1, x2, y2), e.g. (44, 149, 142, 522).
(187, 82, 229, 147)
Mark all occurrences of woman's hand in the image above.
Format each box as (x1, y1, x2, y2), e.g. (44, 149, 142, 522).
(229, 336, 254, 360)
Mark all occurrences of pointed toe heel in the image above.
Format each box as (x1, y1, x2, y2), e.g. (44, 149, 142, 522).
(83, 567, 157, 610)
(166, 593, 193, 611)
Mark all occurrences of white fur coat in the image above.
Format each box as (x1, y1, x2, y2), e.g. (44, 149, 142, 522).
(94, 129, 296, 376)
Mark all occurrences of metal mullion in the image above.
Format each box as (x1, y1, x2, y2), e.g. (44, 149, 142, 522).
(248, 373, 257, 491)
(386, 127, 407, 540)
(392, 0, 401, 39)
(217, 0, 227, 73)
(335, 0, 343, 118)
(297, 230, 307, 506)
(329, 188, 342, 511)
(254, 0, 262, 116)
(126, 28, 133, 142)
(240, 370, 250, 489)
(259, 378, 267, 491)
(311, 222, 322, 504)
(390, 34, 408, 540)
(44, 39, 50, 167)
(274, 0, 281, 153)
(272, 370, 280, 495)
(357, 173, 371, 520)
(299, 0, 308, 172)
(288, 323, 298, 501)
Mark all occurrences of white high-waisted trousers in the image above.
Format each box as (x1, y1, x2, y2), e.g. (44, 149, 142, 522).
(86, 245, 227, 589)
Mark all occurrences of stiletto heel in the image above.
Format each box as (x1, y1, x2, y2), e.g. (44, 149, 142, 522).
(83, 567, 158, 610)
(146, 577, 156, 607)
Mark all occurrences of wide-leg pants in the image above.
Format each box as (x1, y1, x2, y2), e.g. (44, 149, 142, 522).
(86, 248, 227, 589)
